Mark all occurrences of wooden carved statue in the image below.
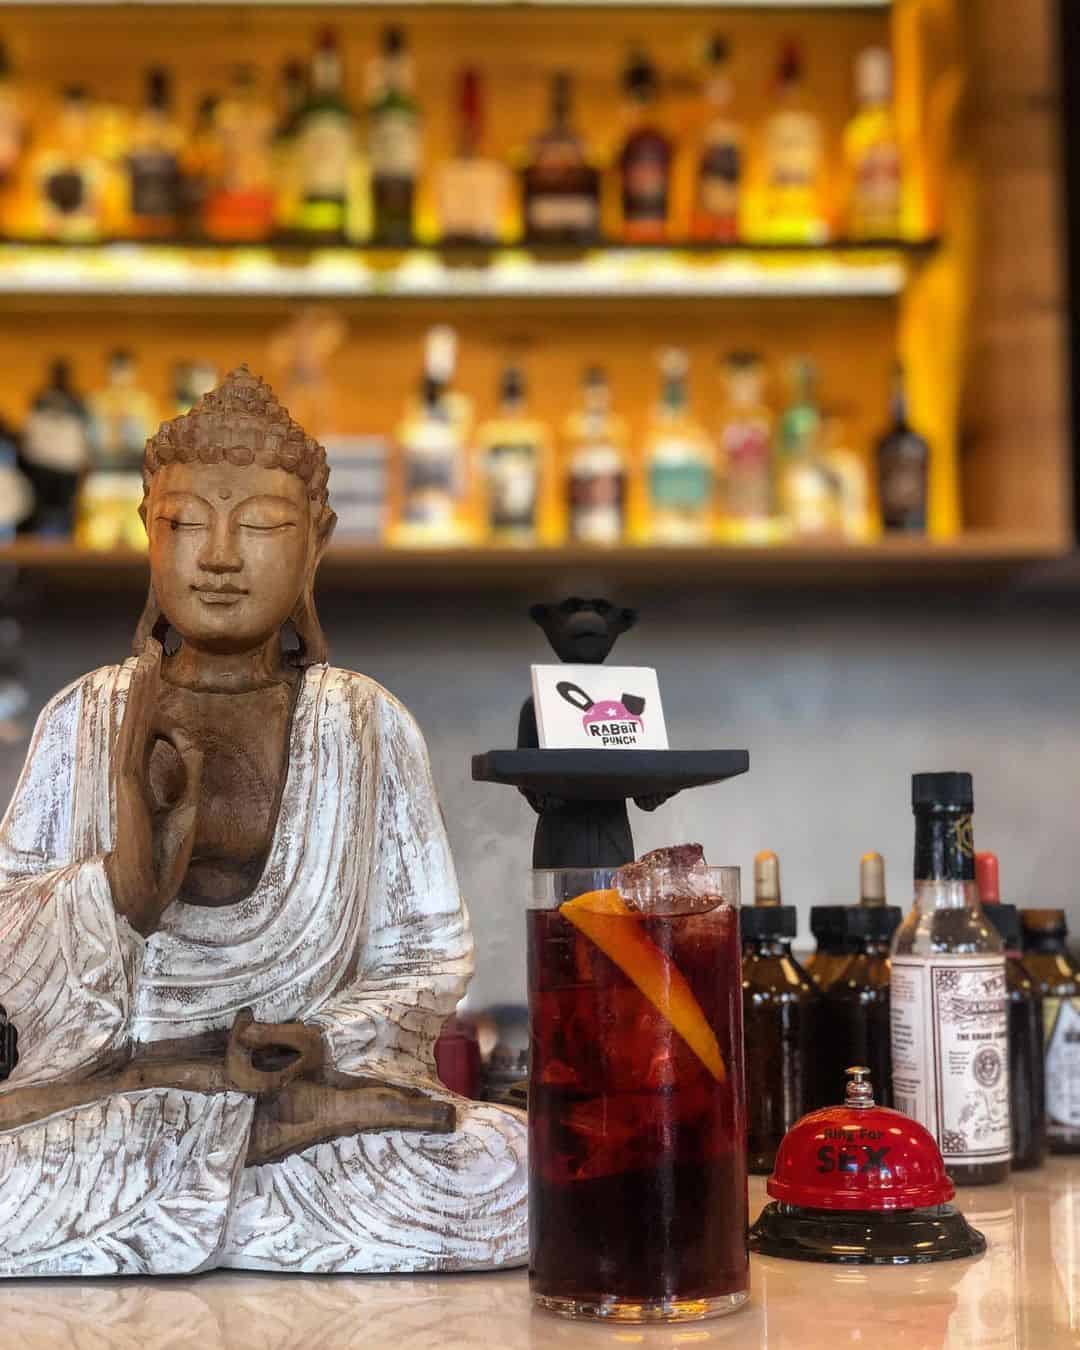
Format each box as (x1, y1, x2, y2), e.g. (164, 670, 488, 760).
(0, 367, 527, 1277)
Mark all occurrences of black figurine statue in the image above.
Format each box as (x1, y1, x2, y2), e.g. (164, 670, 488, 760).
(0, 1002, 16, 1082)
(517, 597, 668, 867)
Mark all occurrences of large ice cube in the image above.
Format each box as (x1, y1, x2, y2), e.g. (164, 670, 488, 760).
(615, 843, 721, 915)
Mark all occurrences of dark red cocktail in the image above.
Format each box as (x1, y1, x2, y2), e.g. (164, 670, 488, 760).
(528, 862, 748, 1321)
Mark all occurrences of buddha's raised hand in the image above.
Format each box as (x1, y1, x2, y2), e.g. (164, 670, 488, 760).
(104, 638, 204, 936)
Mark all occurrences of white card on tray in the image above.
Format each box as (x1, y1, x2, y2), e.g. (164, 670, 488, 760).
(531, 664, 669, 750)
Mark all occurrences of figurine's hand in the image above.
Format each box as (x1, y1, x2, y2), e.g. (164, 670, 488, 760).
(633, 792, 673, 813)
(105, 639, 203, 936)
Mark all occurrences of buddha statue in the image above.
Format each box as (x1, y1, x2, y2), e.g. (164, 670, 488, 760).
(0, 368, 527, 1277)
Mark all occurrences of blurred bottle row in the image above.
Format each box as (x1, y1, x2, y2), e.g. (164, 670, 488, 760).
(0, 331, 930, 552)
(0, 28, 910, 248)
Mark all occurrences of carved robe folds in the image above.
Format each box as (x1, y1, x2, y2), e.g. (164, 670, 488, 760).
(0, 663, 527, 1276)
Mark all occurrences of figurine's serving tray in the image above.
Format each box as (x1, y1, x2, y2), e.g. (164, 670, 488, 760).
(472, 749, 750, 801)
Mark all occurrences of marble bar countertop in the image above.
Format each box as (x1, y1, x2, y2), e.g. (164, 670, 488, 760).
(1, 1158, 1077, 1349)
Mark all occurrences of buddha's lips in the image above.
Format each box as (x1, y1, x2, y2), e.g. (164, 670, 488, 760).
(192, 584, 248, 604)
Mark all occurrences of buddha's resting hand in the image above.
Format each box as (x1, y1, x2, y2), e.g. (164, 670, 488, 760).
(104, 638, 204, 937)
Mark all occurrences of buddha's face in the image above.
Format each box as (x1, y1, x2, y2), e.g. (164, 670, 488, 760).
(147, 459, 319, 653)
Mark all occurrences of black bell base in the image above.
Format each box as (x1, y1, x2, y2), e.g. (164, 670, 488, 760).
(749, 1202, 986, 1265)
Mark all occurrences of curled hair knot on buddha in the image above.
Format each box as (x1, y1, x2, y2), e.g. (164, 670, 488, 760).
(135, 365, 336, 666)
(140, 364, 334, 533)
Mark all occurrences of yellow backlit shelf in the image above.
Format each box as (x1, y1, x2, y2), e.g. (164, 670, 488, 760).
(0, 533, 1064, 591)
(0, 243, 925, 302)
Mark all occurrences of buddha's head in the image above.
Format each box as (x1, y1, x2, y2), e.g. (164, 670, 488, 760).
(135, 366, 336, 665)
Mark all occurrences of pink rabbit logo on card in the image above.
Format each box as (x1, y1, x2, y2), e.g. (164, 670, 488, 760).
(557, 682, 646, 746)
(531, 664, 669, 750)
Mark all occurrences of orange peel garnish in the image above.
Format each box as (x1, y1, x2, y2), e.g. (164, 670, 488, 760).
(559, 888, 726, 1082)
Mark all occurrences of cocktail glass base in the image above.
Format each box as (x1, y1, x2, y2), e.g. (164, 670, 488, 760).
(533, 1289, 751, 1323)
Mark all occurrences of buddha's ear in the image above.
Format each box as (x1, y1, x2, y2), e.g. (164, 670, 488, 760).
(132, 580, 170, 655)
(314, 505, 337, 563)
(288, 579, 328, 668)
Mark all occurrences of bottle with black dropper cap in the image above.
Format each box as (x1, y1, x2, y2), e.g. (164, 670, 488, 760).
(976, 851, 1046, 1170)
(808, 851, 886, 987)
(821, 852, 902, 1107)
(741, 850, 822, 1174)
(890, 772, 1010, 1185)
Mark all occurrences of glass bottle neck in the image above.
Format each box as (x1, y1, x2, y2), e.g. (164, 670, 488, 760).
(912, 878, 979, 912)
(913, 806, 974, 883)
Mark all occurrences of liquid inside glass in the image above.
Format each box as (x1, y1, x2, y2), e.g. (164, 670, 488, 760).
(527, 889, 748, 1321)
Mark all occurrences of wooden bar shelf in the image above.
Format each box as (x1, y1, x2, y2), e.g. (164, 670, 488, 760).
(0, 533, 1065, 591)
(0, 242, 930, 302)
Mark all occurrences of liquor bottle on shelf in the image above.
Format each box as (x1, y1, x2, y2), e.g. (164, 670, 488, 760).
(876, 363, 930, 533)
(271, 60, 310, 234)
(180, 94, 221, 239)
(477, 364, 550, 545)
(521, 71, 600, 246)
(367, 25, 420, 246)
(715, 351, 773, 541)
(644, 348, 713, 545)
(87, 349, 157, 473)
(742, 850, 823, 1172)
(21, 358, 90, 537)
(759, 42, 826, 244)
(173, 358, 219, 415)
(776, 358, 830, 537)
(30, 86, 111, 242)
(691, 36, 743, 243)
(1020, 907, 1080, 1154)
(563, 366, 628, 546)
(820, 413, 871, 541)
(0, 412, 32, 542)
(617, 47, 672, 244)
(0, 39, 26, 194)
(78, 350, 155, 552)
(890, 772, 1011, 1185)
(976, 851, 1047, 1171)
(820, 854, 902, 1110)
(292, 29, 356, 242)
(393, 326, 472, 543)
(845, 47, 902, 242)
(204, 65, 276, 242)
(437, 69, 509, 246)
(125, 68, 184, 240)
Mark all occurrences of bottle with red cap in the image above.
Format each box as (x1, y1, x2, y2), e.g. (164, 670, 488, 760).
(976, 850, 1046, 1170)
(889, 772, 1010, 1185)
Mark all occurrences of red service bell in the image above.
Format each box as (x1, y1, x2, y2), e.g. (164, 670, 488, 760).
(749, 1067, 986, 1265)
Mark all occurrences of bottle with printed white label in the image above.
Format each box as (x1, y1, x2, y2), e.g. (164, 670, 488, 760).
(1020, 908, 1080, 1153)
(890, 772, 1010, 1185)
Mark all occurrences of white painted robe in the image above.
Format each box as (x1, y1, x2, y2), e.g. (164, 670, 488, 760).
(0, 662, 527, 1277)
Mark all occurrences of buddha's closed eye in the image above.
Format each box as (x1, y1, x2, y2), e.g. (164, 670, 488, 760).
(160, 516, 208, 532)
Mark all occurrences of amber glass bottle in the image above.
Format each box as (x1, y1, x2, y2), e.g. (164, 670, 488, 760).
(1021, 908, 1080, 1154)
(822, 904, 901, 1109)
(742, 852, 823, 1174)
(806, 906, 856, 989)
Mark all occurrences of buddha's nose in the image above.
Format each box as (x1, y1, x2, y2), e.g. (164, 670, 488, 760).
(198, 524, 243, 574)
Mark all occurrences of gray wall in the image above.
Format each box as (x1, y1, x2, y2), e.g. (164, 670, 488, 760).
(2, 586, 1079, 1009)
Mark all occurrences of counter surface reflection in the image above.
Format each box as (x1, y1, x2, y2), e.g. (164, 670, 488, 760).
(0, 1159, 1076, 1348)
